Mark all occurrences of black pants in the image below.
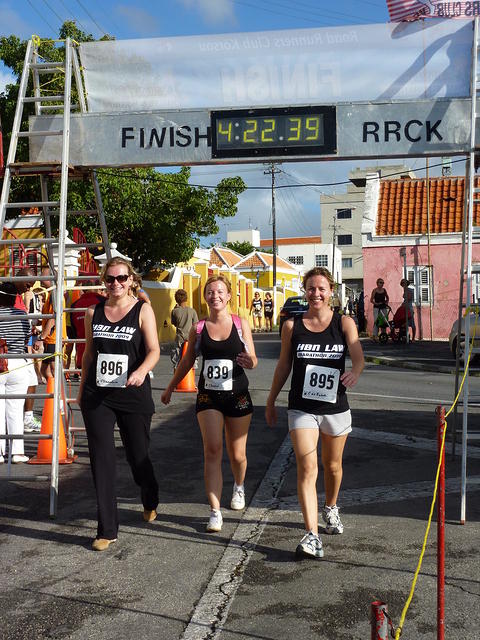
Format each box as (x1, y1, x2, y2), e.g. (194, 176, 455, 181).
(82, 403, 159, 540)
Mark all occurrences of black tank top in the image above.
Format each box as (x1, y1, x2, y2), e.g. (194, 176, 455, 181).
(82, 299, 154, 414)
(264, 299, 273, 313)
(198, 320, 248, 393)
(373, 290, 387, 308)
(288, 313, 349, 415)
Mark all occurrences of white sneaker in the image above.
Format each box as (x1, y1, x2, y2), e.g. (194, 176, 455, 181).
(230, 484, 245, 510)
(295, 531, 324, 559)
(12, 455, 29, 464)
(322, 504, 344, 535)
(0, 455, 4, 463)
(24, 416, 42, 433)
(206, 509, 223, 532)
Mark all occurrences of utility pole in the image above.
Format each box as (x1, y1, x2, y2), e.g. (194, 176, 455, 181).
(264, 163, 281, 300)
(331, 213, 337, 282)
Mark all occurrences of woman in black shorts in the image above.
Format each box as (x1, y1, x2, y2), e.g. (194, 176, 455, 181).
(263, 292, 274, 332)
(266, 267, 364, 559)
(162, 275, 257, 532)
(78, 257, 160, 551)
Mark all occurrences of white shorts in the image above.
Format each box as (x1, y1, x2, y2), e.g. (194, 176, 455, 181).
(26, 361, 38, 387)
(287, 409, 352, 437)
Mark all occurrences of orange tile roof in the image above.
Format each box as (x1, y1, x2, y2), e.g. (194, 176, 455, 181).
(236, 251, 297, 271)
(376, 176, 480, 236)
(260, 236, 322, 246)
(210, 246, 243, 267)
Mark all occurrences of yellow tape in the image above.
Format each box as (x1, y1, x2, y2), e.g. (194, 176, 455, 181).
(0, 352, 64, 376)
(394, 311, 478, 638)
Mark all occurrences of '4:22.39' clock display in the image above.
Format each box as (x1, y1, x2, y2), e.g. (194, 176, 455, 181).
(211, 106, 336, 158)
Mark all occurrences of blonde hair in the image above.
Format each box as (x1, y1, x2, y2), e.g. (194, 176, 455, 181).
(100, 257, 142, 295)
(203, 274, 232, 297)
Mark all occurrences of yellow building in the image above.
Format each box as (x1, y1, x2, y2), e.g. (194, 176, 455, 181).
(234, 251, 302, 290)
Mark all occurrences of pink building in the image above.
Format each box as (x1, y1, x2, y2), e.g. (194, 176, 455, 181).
(362, 174, 480, 340)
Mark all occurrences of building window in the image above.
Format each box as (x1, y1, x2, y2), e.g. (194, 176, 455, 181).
(406, 266, 432, 305)
(288, 255, 304, 265)
(337, 208, 352, 219)
(337, 234, 352, 246)
(315, 254, 328, 267)
(342, 258, 353, 269)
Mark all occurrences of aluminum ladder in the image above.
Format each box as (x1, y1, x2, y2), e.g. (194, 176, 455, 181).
(452, 17, 480, 524)
(0, 37, 111, 516)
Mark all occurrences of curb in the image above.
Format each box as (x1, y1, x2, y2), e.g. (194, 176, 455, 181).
(364, 354, 480, 377)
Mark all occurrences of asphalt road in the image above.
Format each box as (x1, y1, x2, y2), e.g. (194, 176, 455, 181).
(1, 334, 479, 639)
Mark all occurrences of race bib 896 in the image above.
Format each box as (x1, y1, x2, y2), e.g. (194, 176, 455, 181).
(302, 365, 340, 403)
(96, 353, 128, 388)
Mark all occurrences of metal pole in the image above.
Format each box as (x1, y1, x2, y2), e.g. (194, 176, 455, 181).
(371, 601, 389, 640)
(436, 405, 446, 640)
(426, 159, 434, 340)
(332, 213, 337, 282)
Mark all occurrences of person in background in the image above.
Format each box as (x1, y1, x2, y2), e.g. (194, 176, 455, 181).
(0, 282, 31, 463)
(161, 275, 257, 533)
(71, 282, 104, 376)
(266, 267, 364, 559)
(263, 292, 274, 332)
(171, 289, 198, 370)
(64, 283, 82, 375)
(78, 257, 160, 551)
(15, 267, 41, 433)
(400, 278, 416, 341)
(250, 291, 263, 332)
(33, 267, 67, 379)
(356, 291, 366, 333)
(370, 278, 389, 341)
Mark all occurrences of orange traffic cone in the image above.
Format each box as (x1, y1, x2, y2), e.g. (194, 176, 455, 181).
(174, 341, 197, 393)
(28, 377, 74, 464)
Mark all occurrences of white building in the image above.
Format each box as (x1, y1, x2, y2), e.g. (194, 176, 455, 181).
(259, 236, 342, 285)
(226, 228, 260, 248)
(320, 165, 415, 295)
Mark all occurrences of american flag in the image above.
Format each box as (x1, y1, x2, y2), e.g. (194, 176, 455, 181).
(386, 1, 472, 22)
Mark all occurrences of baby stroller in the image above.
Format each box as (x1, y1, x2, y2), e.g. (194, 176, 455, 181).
(375, 305, 393, 343)
(389, 305, 412, 343)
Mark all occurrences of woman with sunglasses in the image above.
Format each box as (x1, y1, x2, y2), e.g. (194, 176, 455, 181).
(78, 257, 160, 551)
(370, 278, 389, 341)
(161, 275, 257, 533)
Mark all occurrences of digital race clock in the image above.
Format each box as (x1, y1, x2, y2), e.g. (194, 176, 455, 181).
(211, 106, 336, 159)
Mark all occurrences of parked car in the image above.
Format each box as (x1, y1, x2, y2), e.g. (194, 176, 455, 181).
(449, 313, 480, 359)
(279, 296, 309, 334)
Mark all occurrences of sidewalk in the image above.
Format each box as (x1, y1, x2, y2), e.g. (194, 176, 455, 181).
(360, 337, 480, 376)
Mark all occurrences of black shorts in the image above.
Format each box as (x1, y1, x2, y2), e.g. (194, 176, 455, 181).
(43, 343, 56, 364)
(264, 311, 273, 319)
(196, 390, 253, 417)
(66, 325, 76, 340)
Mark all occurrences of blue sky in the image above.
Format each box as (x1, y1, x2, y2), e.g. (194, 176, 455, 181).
(1, 1, 454, 245)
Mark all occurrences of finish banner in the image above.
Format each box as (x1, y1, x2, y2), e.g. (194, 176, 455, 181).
(78, 20, 472, 113)
(386, 1, 479, 22)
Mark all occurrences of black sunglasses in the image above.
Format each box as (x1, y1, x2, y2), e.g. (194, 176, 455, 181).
(105, 274, 130, 284)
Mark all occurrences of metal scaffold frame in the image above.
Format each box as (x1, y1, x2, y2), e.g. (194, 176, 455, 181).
(0, 37, 111, 516)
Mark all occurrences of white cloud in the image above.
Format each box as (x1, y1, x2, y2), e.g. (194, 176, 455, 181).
(0, 4, 35, 39)
(0, 66, 15, 94)
(178, 0, 236, 26)
(115, 5, 160, 36)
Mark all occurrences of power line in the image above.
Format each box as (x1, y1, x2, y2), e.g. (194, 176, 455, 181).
(26, 0, 57, 33)
(74, 0, 108, 36)
(58, 0, 89, 33)
(41, 0, 64, 24)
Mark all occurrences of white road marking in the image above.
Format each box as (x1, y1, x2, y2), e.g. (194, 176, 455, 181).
(181, 426, 479, 639)
(181, 436, 293, 640)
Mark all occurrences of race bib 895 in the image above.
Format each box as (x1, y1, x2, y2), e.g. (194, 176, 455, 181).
(302, 365, 340, 404)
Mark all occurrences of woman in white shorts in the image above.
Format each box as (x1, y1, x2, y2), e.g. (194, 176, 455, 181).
(266, 267, 364, 559)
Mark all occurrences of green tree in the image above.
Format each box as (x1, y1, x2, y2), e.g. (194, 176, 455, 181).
(223, 240, 255, 256)
(1, 24, 245, 271)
